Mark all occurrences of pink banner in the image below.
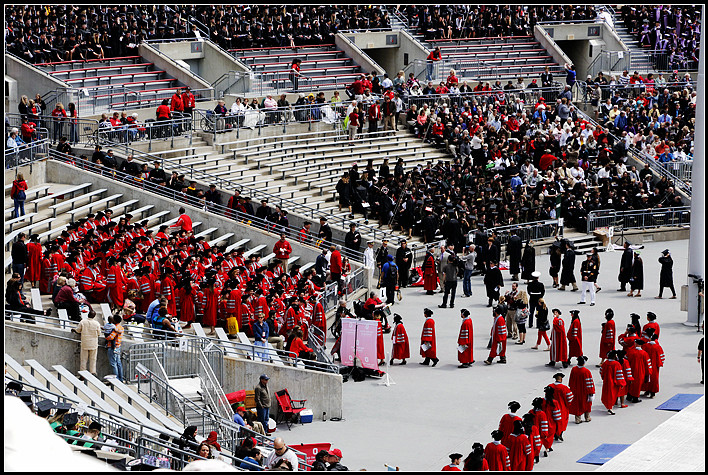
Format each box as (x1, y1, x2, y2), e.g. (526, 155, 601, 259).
(340, 319, 379, 370)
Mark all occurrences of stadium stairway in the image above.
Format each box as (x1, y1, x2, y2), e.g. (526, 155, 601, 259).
(228, 44, 364, 94)
(608, 8, 655, 73)
(34, 56, 186, 111)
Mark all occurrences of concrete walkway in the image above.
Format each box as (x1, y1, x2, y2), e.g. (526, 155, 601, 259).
(278, 239, 704, 471)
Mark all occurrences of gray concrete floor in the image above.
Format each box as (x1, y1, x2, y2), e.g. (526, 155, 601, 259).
(279, 239, 705, 471)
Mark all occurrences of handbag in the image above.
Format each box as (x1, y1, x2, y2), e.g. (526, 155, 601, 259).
(226, 316, 239, 335)
(540, 320, 551, 331)
(396, 289, 402, 301)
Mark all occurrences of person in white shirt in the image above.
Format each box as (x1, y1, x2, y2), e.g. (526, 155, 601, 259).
(569, 164, 585, 184)
(7, 129, 19, 150)
(381, 74, 393, 90)
(266, 437, 299, 471)
(363, 241, 376, 291)
(520, 160, 535, 179)
(526, 168, 541, 188)
(597, 165, 611, 180)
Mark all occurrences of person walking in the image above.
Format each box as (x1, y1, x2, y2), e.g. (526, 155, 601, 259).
(590, 247, 602, 293)
(547, 308, 569, 368)
(549, 243, 562, 288)
(72, 310, 101, 376)
(617, 241, 633, 291)
(507, 230, 523, 281)
(532, 298, 551, 351)
(439, 255, 458, 309)
(626, 339, 652, 403)
(568, 356, 595, 424)
(529, 397, 552, 457)
(598, 308, 616, 366)
(600, 350, 626, 415)
(549, 373, 573, 442)
(656, 249, 676, 299)
(527, 271, 544, 328)
(559, 241, 578, 291)
(460, 245, 476, 297)
(390, 314, 410, 365)
(254, 374, 272, 433)
(627, 250, 644, 297)
(420, 308, 439, 366)
(642, 334, 665, 398)
(395, 240, 412, 288)
(422, 246, 438, 295)
(578, 253, 597, 305)
(567, 310, 583, 365)
(273, 233, 293, 274)
(484, 261, 504, 307)
(515, 301, 529, 345)
(484, 430, 511, 471)
(457, 308, 474, 368)
(520, 240, 536, 283)
(484, 305, 508, 365)
(10, 172, 28, 219)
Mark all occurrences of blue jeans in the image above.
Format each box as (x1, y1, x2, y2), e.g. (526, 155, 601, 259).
(69, 122, 79, 144)
(463, 269, 473, 297)
(108, 347, 123, 381)
(13, 198, 25, 218)
(12, 263, 25, 284)
(426, 61, 434, 81)
(257, 407, 270, 432)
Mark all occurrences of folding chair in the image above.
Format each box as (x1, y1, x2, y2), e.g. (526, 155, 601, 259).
(274, 389, 307, 430)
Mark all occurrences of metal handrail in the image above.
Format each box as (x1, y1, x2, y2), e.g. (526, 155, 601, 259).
(587, 206, 691, 233)
(4, 138, 50, 171)
(198, 349, 233, 422)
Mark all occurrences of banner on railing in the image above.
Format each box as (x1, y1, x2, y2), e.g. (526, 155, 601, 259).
(340, 318, 379, 370)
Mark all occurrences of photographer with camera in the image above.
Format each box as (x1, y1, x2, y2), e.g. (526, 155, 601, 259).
(460, 245, 477, 298)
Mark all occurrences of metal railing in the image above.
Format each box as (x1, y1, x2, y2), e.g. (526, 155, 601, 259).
(662, 160, 693, 183)
(198, 349, 233, 422)
(123, 337, 224, 383)
(587, 49, 699, 79)
(471, 219, 561, 246)
(97, 114, 193, 152)
(587, 206, 691, 233)
(4, 138, 50, 170)
(213, 70, 250, 98)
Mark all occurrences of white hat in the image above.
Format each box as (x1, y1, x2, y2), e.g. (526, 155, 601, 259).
(531, 271, 541, 278)
(132, 113, 139, 118)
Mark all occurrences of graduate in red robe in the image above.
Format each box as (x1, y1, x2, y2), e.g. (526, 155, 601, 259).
(176, 277, 196, 326)
(567, 310, 583, 365)
(390, 314, 410, 365)
(201, 279, 220, 335)
(106, 258, 126, 309)
(569, 356, 595, 423)
(421, 249, 438, 294)
(522, 413, 542, 464)
(498, 401, 522, 449)
(309, 296, 327, 347)
(600, 350, 625, 414)
(457, 309, 474, 368)
(642, 333, 665, 398)
(160, 268, 177, 317)
(485, 306, 507, 365)
(550, 373, 573, 440)
(529, 398, 553, 455)
(40, 251, 53, 294)
(374, 313, 385, 366)
(419, 308, 438, 366)
(626, 339, 652, 402)
(547, 308, 568, 368)
(541, 386, 561, 445)
(599, 309, 616, 364)
(484, 430, 510, 471)
(507, 420, 534, 471)
(24, 235, 42, 286)
(643, 311, 660, 339)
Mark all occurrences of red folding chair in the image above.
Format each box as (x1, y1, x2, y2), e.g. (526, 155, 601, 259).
(274, 389, 307, 430)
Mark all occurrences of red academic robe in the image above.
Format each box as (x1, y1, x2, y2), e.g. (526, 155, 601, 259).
(599, 319, 616, 359)
(489, 315, 507, 359)
(457, 317, 474, 364)
(40, 257, 52, 294)
(107, 264, 126, 307)
(202, 287, 220, 327)
(420, 317, 437, 359)
(160, 275, 177, 316)
(529, 425, 542, 459)
(508, 433, 533, 471)
(376, 320, 385, 360)
(550, 382, 573, 433)
(642, 341, 665, 393)
(139, 275, 154, 313)
(568, 365, 595, 415)
(626, 346, 652, 398)
(600, 359, 626, 410)
(311, 302, 327, 346)
(567, 318, 583, 359)
(498, 413, 522, 448)
(25, 242, 42, 282)
(550, 316, 568, 363)
(391, 323, 410, 360)
(422, 253, 438, 291)
(529, 408, 552, 450)
(177, 287, 196, 323)
(484, 441, 510, 471)
(618, 358, 633, 397)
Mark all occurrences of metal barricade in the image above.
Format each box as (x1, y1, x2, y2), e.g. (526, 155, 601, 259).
(124, 337, 224, 383)
(587, 206, 691, 233)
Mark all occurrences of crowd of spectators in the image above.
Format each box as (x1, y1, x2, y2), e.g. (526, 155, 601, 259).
(4, 5, 389, 64)
(336, 68, 686, 244)
(586, 70, 696, 172)
(620, 5, 701, 71)
(396, 5, 601, 40)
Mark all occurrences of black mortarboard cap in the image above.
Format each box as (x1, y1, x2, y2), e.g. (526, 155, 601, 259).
(18, 391, 33, 405)
(63, 412, 80, 427)
(55, 401, 72, 413)
(36, 399, 56, 413)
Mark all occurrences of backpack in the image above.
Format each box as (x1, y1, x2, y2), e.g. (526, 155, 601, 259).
(146, 306, 162, 327)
